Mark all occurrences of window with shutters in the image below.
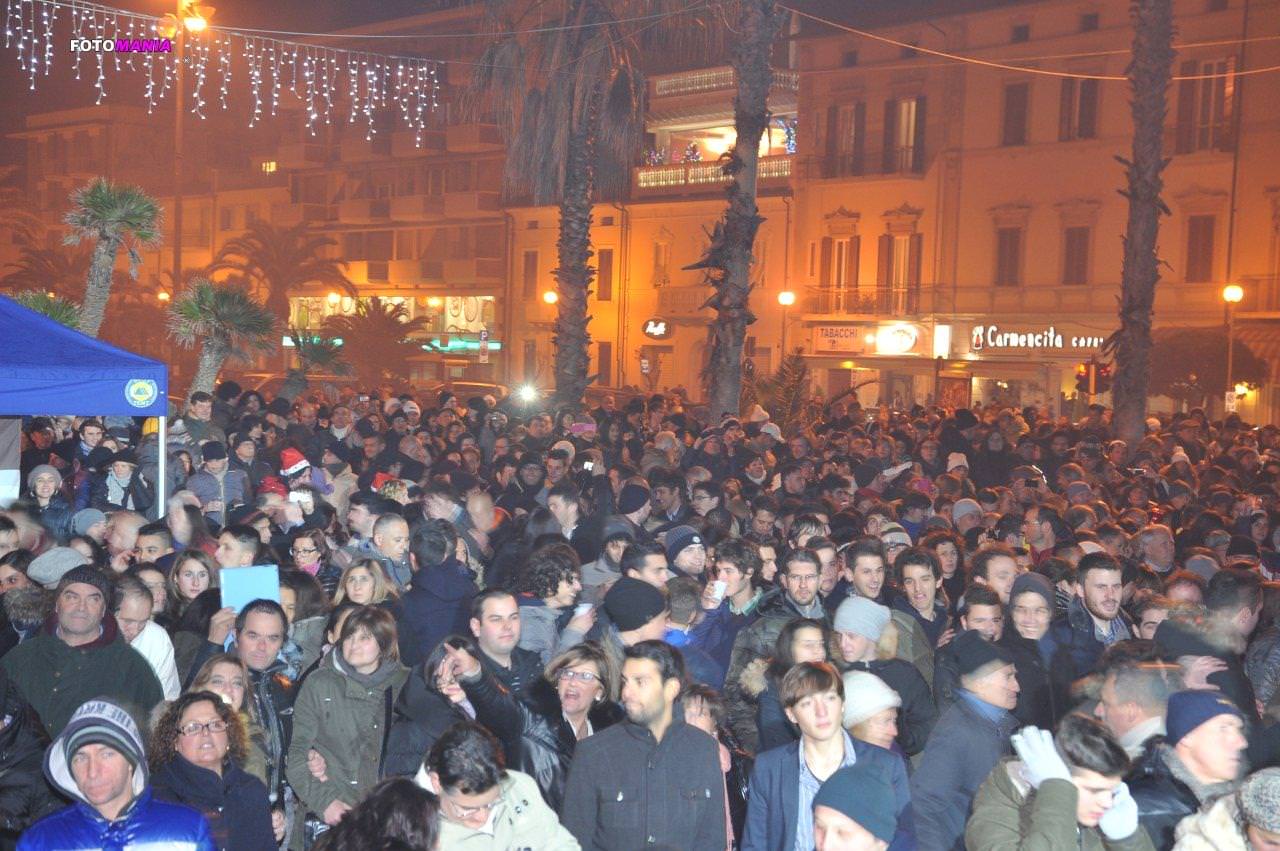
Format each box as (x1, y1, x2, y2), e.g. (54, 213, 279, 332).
(596, 248, 614, 301)
(1059, 78, 1099, 140)
(651, 240, 671, 288)
(1185, 215, 1216, 282)
(881, 96, 926, 174)
(1062, 226, 1091, 285)
(818, 235, 859, 311)
(597, 341, 612, 386)
(825, 102, 865, 177)
(522, 250, 538, 299)
(523, 340, 538, 380)
(995, 227, 1024, 286)
(1174, 58, 1235, 153)
(876, 232, 923, 314)
(1002, 83, 1030, 146)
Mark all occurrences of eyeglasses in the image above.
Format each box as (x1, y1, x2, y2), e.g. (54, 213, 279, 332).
(179, 720, 229, 737)
(445, 792, 503, 820)
(557, 670, 599, 683)
(291, 547, 320, 556)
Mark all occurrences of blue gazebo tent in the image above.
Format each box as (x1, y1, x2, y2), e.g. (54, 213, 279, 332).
(0, 295, 169, 507)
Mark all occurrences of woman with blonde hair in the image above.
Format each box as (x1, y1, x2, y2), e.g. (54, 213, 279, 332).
(166, 549, 219, 625)
(150, 690, 277, 849)
(333, 558, 398, 609)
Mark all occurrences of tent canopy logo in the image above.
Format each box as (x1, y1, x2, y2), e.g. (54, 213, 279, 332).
(125, 379, 158, 409)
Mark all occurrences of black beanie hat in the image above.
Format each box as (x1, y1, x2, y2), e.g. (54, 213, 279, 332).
(604, 577, 667, 632)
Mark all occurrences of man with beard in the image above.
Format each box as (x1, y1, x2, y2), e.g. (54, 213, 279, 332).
(1049, 553, 1132, 678)
(561, 641, 726, 850)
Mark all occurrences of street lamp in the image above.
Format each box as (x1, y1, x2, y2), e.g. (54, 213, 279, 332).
(542, 291, 559, 305)
(167, 1, 213, 295)
(326, 291, 341, 306)
(778, 290, 795, 356)
(1223, 284, 1244, 408)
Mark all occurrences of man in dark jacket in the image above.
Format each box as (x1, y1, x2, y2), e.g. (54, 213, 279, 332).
(0, 670, 60, 846)
(1048, 553, 1133, 678)
(562, 641, 726, 851)
(397, 519, 476, 667)
(911, 631, 1020, 851)
(470, 589, 543, 699)
(741, 661, 914, 851)
(1129, 690, 1247, 851)
(1, 565, 162, 738)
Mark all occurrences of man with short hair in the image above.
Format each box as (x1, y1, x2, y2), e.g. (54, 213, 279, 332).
(185, 441, 250, 527)
(470, 589, 542, 698)
(689, 539, 764, 670)
(132, 521, 175, 570)
(367, 513, 412, 588)
(933, 586, 1007, 711)
(912, 630, 1020, 851)
(969, 544, 1022, 604)
(1095, 662, 1180, 759)
(1025, 505, 1069, 564)
(214, 524, 260, 570)
(620, 541, 670, 589)
(397, 519, 475, 666)
(18, 697, 214, 849)
(966, 716, 1152, 851)
(562, 641, 728, 850)
(183, 391, 226, 447)
(1138, 525, 1177, 576)
(414, 721, 577, 850)
(833, 596, 936, 756)
(1, 565, 162, 736)
(647, 468, 694, 534)
(1129, 690, 1248, 850)
(1050, 552, 1133, 678)
(742, 660, 914, 851)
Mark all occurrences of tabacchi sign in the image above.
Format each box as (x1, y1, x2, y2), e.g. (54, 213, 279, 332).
(970, 324, 1105, 352)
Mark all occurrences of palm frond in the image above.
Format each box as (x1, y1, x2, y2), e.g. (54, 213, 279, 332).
(63, 178, 162, 245)
(168, 277, 277, 362)
(9, 290, 80, 327)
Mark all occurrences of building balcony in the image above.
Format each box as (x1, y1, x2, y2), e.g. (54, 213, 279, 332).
(444, 256, 504, 285)
(649, 66, 799, 99)
(806, 149, 928, 181)
(388, 258, 445, 285)
(391, 129, 447, 158)
(446, 122, 502, 152)
(803, 286, 921, 317)
(633, 154, 792, 197)
(346, 260, 390, 284)
(339, 135, 392, 162)
(215, 169, 289, 192)
(389, 193, 446, 221)
(337, 197, 391, 223)
(271, 202, 331, 226)
(277, 142, 330, 170)
(657, 285, 712, 318)
(443, 190, 501, 218)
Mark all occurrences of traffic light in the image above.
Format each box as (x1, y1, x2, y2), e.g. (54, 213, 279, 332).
(1075, 363, 1091, 395)
(1095, 362, 1113, 394)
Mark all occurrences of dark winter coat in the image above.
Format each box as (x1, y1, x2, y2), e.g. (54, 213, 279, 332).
(383, 665, 472, 778)
(1047, 596, 1132, 679)
(151, 756, 275, 851)
(844, 657, 936, 756)
(395, 558, 476, 668)
(1128, 742, 1226, 851)
(34, 494, 74, 545)
(0, 673, 60, 849)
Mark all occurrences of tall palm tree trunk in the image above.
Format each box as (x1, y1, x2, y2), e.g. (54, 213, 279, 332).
(1109, 0, 1174, 450)
(191, 338, 230, 395)
(79, 235, 119, 337)
(705, 0, 788, 419)
(552, 116, 598, 408)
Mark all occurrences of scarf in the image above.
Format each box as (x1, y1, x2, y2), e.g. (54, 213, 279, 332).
(106, 471, 130, 507)
(338, 650, 399, 691)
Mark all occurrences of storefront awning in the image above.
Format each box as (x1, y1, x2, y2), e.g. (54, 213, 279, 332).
(1234, 326, 1280, 382)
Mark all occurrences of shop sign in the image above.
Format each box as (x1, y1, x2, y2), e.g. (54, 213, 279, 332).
(970, 324, 1105, 352)
(478, 329, 490, 364)
(812, 325, 868, 353)
(642, 318, 672, 339)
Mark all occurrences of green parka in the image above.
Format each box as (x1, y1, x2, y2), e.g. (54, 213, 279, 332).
(966, 758, 1156, 851)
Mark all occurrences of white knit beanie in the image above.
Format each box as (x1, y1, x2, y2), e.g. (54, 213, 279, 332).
(841, 671, 902, 728)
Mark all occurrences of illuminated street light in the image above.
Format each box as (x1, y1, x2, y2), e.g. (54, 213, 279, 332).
(327, 291, 340, 306)
(542, 291, 559, 305)
(157, 291, 171, 302)
(777, 291, 795, 355)
(1224, 284, 1244, 412)
(517, 385, 539, 403)
(777, 290, 796, 306)
(1222, 284, 1244, 304)
(426, 296, 443, 308)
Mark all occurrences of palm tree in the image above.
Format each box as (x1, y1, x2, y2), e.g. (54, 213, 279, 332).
(1106, 0, 1174, 451)
(9, 290, 80, 327)
(210, 220, 355, 322)
(470, 0, 711, 407)
(1, 238, 92, 300)
(63, 178, 161, 338)
(322, 297, 428, 386)
(168, 277, 277, 395)
(279, 327, 353, 401)
(691, 0, 788, 418)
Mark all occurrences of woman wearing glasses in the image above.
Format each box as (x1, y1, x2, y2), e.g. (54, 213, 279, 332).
(437, 639, 622, 811)
(288, 528, 341, 597)
(150, 690, 277, 850)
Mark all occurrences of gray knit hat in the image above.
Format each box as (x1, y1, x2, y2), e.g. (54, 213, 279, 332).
(27, 547, 89, 589)
(26, 464, 61, 492)
(71, 508, 107, 537)
(833, 597, 891, 642)
(1239, 767, 1280, 833)
(45, 698, 148, 803)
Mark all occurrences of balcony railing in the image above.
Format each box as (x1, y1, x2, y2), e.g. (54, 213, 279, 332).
(650, 66, 799, 98)
(806, 286, 920, 316)
(633, 154, 791, 195)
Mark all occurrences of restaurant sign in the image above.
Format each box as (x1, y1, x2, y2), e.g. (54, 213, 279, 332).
(970, 324, 1105, 352)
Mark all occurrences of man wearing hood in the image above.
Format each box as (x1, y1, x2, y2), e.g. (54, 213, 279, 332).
(18, 696, 214, 850)
(1, 565, 162, 738)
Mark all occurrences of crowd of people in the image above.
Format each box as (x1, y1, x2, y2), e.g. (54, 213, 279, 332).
(3, 382, 1280, 850)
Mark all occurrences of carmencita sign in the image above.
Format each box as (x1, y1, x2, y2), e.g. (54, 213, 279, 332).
(971, 324, 1106, 352)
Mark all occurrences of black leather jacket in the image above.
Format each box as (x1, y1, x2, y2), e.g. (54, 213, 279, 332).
(460, 667, 622, 812)
(1127, 741, 1203, 851)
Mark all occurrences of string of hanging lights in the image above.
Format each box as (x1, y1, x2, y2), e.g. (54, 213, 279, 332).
(3, 0, 443, 146)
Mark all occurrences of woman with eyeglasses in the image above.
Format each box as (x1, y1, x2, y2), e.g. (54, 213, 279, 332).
(287, 528, 340, 597)
(436, 639, 623, 812)
(149, 690, 277, 850)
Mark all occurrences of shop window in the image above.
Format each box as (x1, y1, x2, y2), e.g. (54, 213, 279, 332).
(597, 248, 614, 301)
(522, 250, 538, 299)
(1175, 58, 1235, 153)
(1185, 215, 1216, 282)
(1058, 78, 1099, 140)
(995, 226, 1024, 286)
(1001, 83, 1030, 146)
(1062, 226, 1091, 285)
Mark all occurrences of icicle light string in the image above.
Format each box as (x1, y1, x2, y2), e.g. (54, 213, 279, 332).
(3, 0, 442, 146)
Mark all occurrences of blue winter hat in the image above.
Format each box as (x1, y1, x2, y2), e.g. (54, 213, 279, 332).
(812, 762, 897, 842)
(1165, 689, 1242, 746)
